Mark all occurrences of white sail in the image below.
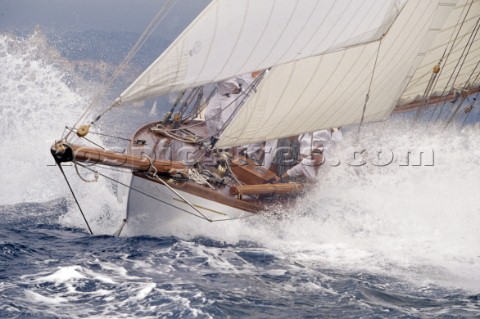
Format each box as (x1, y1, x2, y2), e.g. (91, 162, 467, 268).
(399, 0, 480, 105)
(216, 0, 459, 148)
(119, 0, 407, 105)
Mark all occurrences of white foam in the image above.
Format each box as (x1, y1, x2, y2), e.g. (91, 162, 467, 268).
(0, 31, 128, 234)
(0, 32, 86, 205)
(25, 290, 69, 304)
(36, 265, 87, 283)
(133, 283, 156, 301)
(242, 120, 480, 292)
(165, 119, 480, 292)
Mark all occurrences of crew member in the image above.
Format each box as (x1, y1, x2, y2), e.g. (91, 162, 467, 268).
(275, 147, 324, 183)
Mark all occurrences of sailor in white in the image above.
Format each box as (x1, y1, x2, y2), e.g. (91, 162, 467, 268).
(205, 78, 241, 136)
(299, 131, 329, 158)
(276, 148, 325, 183)
(298, 128, 343, 158)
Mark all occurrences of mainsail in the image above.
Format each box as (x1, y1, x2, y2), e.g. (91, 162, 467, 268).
(118, 0, 407, 104)
(217, 0, 461, 147)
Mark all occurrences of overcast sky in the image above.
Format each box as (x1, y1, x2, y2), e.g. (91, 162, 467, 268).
(0, 0, 209, 34)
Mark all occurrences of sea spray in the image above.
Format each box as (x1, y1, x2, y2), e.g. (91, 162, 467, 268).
(0, 32, 84, 204)
(243, 119, 480, 292)
(0, 32, 125, 233)
(117, 118, 480, 291)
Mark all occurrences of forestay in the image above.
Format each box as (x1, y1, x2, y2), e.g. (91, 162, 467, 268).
(119, 0, 407, 104)
(217, 0, 459, 148)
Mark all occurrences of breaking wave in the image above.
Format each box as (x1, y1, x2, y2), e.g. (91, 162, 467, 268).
(0, 31, 124, 233)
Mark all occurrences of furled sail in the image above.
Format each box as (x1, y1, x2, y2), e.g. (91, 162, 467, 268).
(119, 0, 407, 105)
(398, 0, 480, 106)
(216, 0, 459, 148)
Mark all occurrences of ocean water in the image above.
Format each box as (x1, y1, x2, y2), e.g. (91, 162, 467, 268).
(1, 32, 480, 318)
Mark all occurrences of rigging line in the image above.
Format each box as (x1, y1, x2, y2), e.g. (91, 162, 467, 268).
(79, 129, 130, 142)
(414, 69, 439, 123)
(74, 161, 99, 183)
(153, 88, 233, 135)
(86, 164, 132, 174)
(186, 87, 216, 122)
(182, 88, 204, 121)
(440, 15, 480, 122)
(66, 126, 131, 142)
(153, 126, 201, 144)
(445, 95, 468, 127)
(56, 163, 93, 235)
(459, 41, 480, 87)
(357, 37, 382, 137)
(89, 5, 178, 126)
(195, 72, 265, 142)
(445, 53, 480, 127)
(113, 218, 127, 237)
(159, 72, 261, 137)
(210, 213, 256, 223)
(471, 69, 480, 85)
(81, 136, 106, 150)
(65, 127, 118, 151)
(218, 150, 243, 186)
(184, 87, 209, 121)
(75, 162, 212, 222)
(65, 0, 176, 140)
(427, 0, 474, 124)
(93, 0, 176, 118)
(461, 93, 479, 129)
(412, 2, 456, 122)
(432, 0, 476, 122)
(460, 106, 473, 129)
(448, 15, 480, 89)
(411, 1, 461, 93)
(215, 71, 266, 139)
(144, 155, 213, 222)
(174, 87, 201, 122)
(163, 90, 187, 124)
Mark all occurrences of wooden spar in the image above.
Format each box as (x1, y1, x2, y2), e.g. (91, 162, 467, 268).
(51, 142, 185, 172)
(229, 183, 304, 197)
(394, 86, 480, 113)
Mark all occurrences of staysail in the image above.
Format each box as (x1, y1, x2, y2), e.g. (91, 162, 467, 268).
(216, 0, 460, 148)
(118, 0, 407, 105)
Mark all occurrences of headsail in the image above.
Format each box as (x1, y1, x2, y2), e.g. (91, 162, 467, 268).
(216, 0, 460, 148)
(118, 0, 408, 105)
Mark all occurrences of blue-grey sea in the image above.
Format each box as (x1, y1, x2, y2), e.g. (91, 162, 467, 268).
(1, 29, 480, 318)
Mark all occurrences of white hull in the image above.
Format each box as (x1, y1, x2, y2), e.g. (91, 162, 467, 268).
(121, 175, 252, 237)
